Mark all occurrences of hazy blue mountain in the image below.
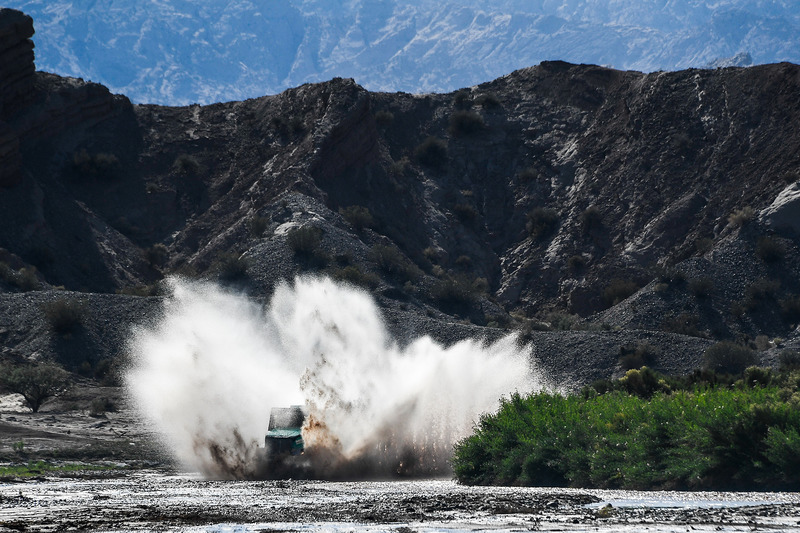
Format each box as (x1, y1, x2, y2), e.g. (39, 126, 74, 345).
(6, 0, 800, 104)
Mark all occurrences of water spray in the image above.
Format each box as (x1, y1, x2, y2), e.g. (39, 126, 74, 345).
(126, 276, 543, 479)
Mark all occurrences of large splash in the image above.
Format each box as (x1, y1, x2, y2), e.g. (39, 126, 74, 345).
(126, 276, 542, 479)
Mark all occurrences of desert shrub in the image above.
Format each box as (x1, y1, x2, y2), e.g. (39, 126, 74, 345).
(618, 343, 660, 370)
(215, 253, 250, 282)
(452, 90, 472, 109)
(454, 255, 472, 269)
(567, 254, 586, 272)
(89, 397, 117, 417)
(703, 341, 757, 375)
(754, 335, 772, 351)
(603, 278, 640, 306)
(661, 312, 703, 337)
(331, 265, 380, 289)
(374, 110, 394, 126)
(172, 154, 201, 175)
(695, 237, 714, 255)
(339, 205, 375, 232)
(370, 245, 421, 283)
(544, 311, 579, 331)
(42, 298, 86, 335)
(430, 274, 480, 309)
(453, 203, 479, 225)
(249, 215, 270, 238)
(581, 206, 604, 234)
(780, 294, 800, 322)
(449, 110, 485, 136)
(414, 136, 448, 169)
(1, 264, 41, 292)
(287, 225, 323, 255)
(743, 366, 773, 388)
(117, 283, 161, 297)
(0, 363, 71, 413)
(689, 277, 714, 298)
(517, 167, 539, 182)
(144, 243, 168, 268)
(526, 207, 559, 241)
(475, 92, 501, 109)
(779, 350, 800, 371)
(72, 149, 119, 179)
(728, 206, 755, 228)
(743, 278, 780, 311)
(288, 116, 306, 135)
(757, 236, 785, 263)
(389, 156, 410, 177)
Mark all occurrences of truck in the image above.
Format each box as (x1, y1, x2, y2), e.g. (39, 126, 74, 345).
(264, 405, 306, 456)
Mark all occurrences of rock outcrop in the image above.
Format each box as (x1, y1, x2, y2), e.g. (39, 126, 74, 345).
(0, 8, 34, 187)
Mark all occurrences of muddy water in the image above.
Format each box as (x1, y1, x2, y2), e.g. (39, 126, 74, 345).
(1, 471, 799, 532)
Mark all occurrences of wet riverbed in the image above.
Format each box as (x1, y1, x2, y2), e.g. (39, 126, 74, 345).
(1, 471, 799, 532)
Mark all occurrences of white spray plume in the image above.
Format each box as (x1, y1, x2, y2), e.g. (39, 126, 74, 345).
(126, 276, 543, 479)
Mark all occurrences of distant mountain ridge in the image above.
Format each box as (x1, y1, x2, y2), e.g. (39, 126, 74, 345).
(5, 0, 800, 105)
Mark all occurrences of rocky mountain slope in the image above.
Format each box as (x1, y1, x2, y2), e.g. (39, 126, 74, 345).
(5, 0, 800, 105)
(2, 8, 800, 389)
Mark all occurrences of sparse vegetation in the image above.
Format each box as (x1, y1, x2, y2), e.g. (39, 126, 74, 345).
(452, 90, 472, 109)
(602, 278, 640, 306)
(172, 153, 201, 175)
(339, 205, 375, 232)
(475, 93, 502, 109)
(618, 342, 660, 370)
(215, 253, 250, 282)
(728, 206, 755, 228)
(452, 367, 800, 489)
(756, 236, 785, 263)
(0, 461, 114, 478)
(414, 136, 448, 169)
(581, 206, 604, 234)
(330, 265, 380, 289)
(453, 203, 479, 225)
(661, 311, 703, 337)
(72, 149, 120, 179)
(743, 278, 780, 311)
(430, 274, 482, 310)
(517, 167, 539, 182)
(374, 110, 394, 127)
(144, 243, 168, 268)
(0, 262, 40, 291)
(780, 294, 800, 322)
(42, 298, 86, 335)
(449, 110, 485, 136)
(0, 363, 71, 413)
(567, 254, 586, 272)
(526, 207, 559, 241)
(287, 225, 323, 255)
(688, 277, 714, 298)
(249, 215, 270, 238)
(116, 283, 161, 297)
(370, 245, 421, 283)
(703, 341, 757, 375)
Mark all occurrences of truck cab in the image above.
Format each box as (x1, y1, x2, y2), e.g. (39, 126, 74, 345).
(265, 406, 305, 455)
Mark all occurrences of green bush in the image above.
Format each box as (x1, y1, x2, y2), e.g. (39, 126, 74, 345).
(448, 110, 485, 136)
(780, 294, 800, 322)
(453, 203, 479, 225)
(414, 137, 448, 169)
(756, 236, 785, 263)
(567, 254, 586, 272)
(339, 205, 375, 232)
(778, 350, 800, 372)
(0, 363, 71, 413)
(703, 341, 757, 375)
(42, 298, 86, 335)
(452, 90, 472, 109)
(618, 343, 660, 370)
(430, 274, 481, 310)
(526, 207, 559, 241)
(661, 312, 703, 337)
(517, 167, 539, 182)
(453, 368, 800, 489)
